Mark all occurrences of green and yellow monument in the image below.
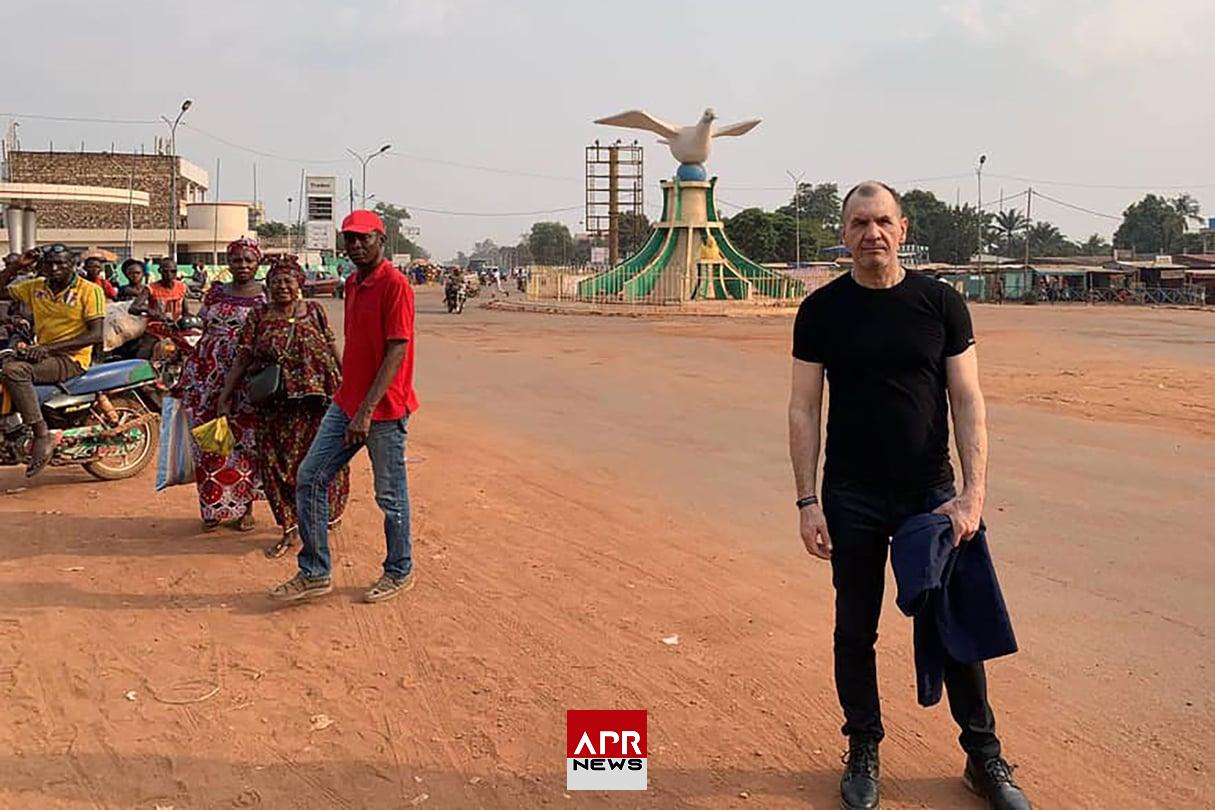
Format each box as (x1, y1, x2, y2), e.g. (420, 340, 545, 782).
(579, 108, 804, 303)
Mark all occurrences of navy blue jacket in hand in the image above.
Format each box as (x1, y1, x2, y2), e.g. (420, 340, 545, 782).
(891, 513, 1018, 707)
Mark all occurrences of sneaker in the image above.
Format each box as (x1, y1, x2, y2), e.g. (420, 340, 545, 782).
(964, 755, 1031, 810)
(268, 573, 332, 603)
(840, 736, 880, 809)
(364, 573, 414, 604)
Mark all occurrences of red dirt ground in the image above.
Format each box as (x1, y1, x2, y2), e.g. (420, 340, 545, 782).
(0, 289, 1210, 808)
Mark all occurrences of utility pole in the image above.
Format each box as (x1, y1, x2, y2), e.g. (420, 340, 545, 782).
(252, 161, 258, 232)
(160, 98, 192, 259)
(976, 154, 987, 272)
(346, 144, 391, 208)
(786, 170, 805, 268)
(211, 158, 221, 268)
(102, 151, 136, 259)
(1023, 187, 1033, 269)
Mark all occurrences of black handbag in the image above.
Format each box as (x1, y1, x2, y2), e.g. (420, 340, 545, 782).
(246, 309, 298, 405)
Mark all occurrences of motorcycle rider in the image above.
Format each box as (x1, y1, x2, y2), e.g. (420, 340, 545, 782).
(117, 259, 152, 313)
(191, 260, 209, 294)
(444, 266, 465, 306)
(0, 244, 106, 476)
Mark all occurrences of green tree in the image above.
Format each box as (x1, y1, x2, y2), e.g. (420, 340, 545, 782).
(900, 190, 954, 262)
(1078, 233, 1111, 256)
(993, 208, 1028, 255)
(572, 237, 592, 265)
(947, 205, 988, 264)
(770, 212, 800, 262)
(528, 221, 575, 265)
(1173, 193, 1203, 228)
(470, 239, 500, 263)
(778, 182, 841, 229)
(1114, 193, 1196, 254)
(616, 211, 653, 258)
(370, 202, 428, 258)
(256, 221, 289, 238)
(723, 207, 777, 261)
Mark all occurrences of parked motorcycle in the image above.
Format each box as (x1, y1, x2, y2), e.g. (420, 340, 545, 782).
(143, 316, 203, 392)
(0, 348, 161, 480)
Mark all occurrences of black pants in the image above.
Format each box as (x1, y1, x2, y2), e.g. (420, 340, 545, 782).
(0, 356, 83, 426)
(822, 479, 1001, 759)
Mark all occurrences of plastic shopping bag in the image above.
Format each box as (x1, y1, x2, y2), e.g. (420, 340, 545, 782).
(155, 396, 196, 491)
(191, 416, 234, 456)
(103, 300, 147, 352)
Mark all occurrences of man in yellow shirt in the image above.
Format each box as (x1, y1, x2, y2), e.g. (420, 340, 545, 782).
(0, 244, 105, 476)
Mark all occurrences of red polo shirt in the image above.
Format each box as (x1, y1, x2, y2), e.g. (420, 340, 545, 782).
(334, 259, 419, 420)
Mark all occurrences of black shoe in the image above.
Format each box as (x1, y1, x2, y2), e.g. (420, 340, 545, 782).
(964, 755, 1031, 809)
(840, 736, 880, 809)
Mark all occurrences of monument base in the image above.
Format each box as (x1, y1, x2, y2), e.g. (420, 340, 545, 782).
(578, 176, 804, 303)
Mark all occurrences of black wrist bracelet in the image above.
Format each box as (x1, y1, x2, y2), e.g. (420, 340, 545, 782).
(796, 495, 819, 509)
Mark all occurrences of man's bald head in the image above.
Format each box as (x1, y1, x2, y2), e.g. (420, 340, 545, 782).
(842, 181, 902, 220)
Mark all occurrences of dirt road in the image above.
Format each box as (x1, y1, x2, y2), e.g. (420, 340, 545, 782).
(0, 288, 1211, 808)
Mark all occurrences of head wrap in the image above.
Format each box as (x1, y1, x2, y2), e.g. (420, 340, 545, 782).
(226, 236, 262, 263)
(266, 254, 305, 287)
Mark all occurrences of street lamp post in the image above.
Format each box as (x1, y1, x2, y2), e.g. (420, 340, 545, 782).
(287, 197, 293, 252)
(786, 170, 805, 269)
(346, 144, 391, 208)
(102, 152, 138, 260)
(160, 99, 192, 260)
(976, 154, 987, 271)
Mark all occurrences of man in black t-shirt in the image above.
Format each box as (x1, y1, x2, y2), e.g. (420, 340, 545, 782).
(788, 182, 1030, 810)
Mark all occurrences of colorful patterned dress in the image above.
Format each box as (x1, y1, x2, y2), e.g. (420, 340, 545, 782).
(179, 285, 265, 523)
(236, 301, 349, 532)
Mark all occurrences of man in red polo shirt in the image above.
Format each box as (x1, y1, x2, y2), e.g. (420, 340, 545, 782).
(271, 209, 419, 604)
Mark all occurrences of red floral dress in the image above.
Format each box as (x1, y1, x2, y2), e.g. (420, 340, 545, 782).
(179, 285, 265, 523)
(236, 301, 348, 531)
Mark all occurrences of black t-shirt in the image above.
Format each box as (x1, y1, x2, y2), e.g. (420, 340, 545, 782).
(792, 271, 975, 490)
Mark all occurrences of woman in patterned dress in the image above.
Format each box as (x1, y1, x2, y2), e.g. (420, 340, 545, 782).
(217, 256, 349, 557)
(179, 237, 266, 532)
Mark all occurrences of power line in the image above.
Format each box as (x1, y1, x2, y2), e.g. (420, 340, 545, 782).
(384, 152, 576, 182)
(1032, 190, 1122, 221)
(0, 111, 157, 125)
(403, 202, 583, 218)
(180, 123, 347, 164)
(987, 172, 1215, 191)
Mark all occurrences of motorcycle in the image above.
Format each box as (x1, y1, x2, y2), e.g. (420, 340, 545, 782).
(445, 279, 468, 314)
(0, 348, 161, 480)
(142, 316, 203, 393)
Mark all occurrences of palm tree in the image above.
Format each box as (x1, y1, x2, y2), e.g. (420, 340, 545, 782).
(994, 208, 1028, 255)
(1079, 233, 1111, 256)
(1027, 222, 1067, 257)
(1172, 194, 1203, 229)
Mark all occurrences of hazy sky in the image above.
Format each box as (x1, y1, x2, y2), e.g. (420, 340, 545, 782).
(5, 0, 1212, 259)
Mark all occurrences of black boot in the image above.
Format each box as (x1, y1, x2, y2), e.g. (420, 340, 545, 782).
(840, 736, 880, 809)
(964, 754, 1031, 809)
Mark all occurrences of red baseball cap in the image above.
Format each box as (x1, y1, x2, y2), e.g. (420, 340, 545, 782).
(341, 210, 386, 234)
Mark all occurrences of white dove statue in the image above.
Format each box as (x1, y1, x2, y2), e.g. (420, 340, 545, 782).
(594, 107, 760, 173)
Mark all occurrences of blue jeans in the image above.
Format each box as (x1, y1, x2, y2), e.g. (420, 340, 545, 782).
(296, 402, 411, 581)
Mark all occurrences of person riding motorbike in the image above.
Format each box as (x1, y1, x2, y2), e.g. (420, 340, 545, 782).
(0, 244, 106, 476)
(444, 267, 468, 312)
